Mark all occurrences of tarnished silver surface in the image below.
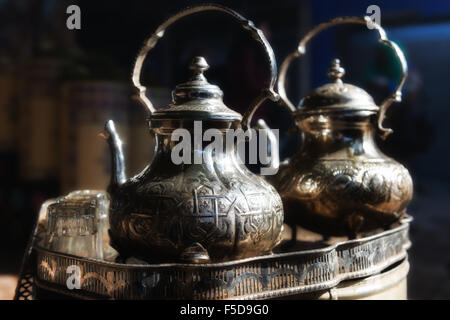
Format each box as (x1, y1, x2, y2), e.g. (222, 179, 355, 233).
(273, 17, 413, 236)
(103, 4, 284, 264)
(32, 217, 411, 300)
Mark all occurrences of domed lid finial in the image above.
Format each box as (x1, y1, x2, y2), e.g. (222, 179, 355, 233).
(299, 57, 378, 114)
(172, 56, 221, 101)
(189, 56, 209, 82)
(327, 58, 345, 83)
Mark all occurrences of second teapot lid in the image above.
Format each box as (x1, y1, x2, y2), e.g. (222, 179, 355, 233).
(298, 59, 378, 115)
(151, 56, 242, 121)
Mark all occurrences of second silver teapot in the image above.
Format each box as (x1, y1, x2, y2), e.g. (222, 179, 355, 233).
(274, 17, 413, 237)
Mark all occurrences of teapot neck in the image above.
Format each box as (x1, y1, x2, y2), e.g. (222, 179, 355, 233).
(296, 114, 386, 160)
(150, 132, 239, 166)
(150, 119, 239, 135)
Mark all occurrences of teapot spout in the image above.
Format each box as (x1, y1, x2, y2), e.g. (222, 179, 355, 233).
(100, 120, 127, 190)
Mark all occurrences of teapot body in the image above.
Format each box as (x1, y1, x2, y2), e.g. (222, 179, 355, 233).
(275, 113, 413, 235)
(108, 129, 284, 263)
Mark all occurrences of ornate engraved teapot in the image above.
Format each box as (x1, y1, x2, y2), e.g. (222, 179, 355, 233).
(275, 17, 413, 236)
(102, 5, 283, 263)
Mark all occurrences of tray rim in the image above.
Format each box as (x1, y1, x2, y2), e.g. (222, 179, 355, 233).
(33, 215, 412, 269)
(31, 216, 412, 300)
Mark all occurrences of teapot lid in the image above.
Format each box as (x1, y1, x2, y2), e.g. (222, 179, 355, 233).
(151, 56, 242, 121)
(298, 59, 378, 115)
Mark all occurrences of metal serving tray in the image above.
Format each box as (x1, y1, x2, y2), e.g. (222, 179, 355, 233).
(15, 216, 411, 300)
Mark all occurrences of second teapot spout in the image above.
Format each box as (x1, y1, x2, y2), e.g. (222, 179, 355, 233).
(256, 119, 280, 176)
(101, 120, 127, 190)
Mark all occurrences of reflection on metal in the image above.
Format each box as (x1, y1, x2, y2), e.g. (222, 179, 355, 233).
(319, 259, 409, 300)
(274, 16, 413, 236)
(103, 4, 283, 263)
(30, 217, 411, 300)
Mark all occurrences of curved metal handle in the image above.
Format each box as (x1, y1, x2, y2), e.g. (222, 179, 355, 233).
(132, 4, 279, 129)
(277, 16, 408, 139)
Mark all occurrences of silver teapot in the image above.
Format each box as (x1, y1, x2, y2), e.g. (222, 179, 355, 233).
(102, 5, 284, 263)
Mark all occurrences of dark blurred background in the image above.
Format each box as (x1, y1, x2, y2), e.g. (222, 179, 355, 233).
(1, 0, 449, 299)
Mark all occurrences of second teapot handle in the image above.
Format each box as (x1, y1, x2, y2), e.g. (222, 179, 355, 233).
(277, 16, 408, 139)
(132, 4, 279, 130)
